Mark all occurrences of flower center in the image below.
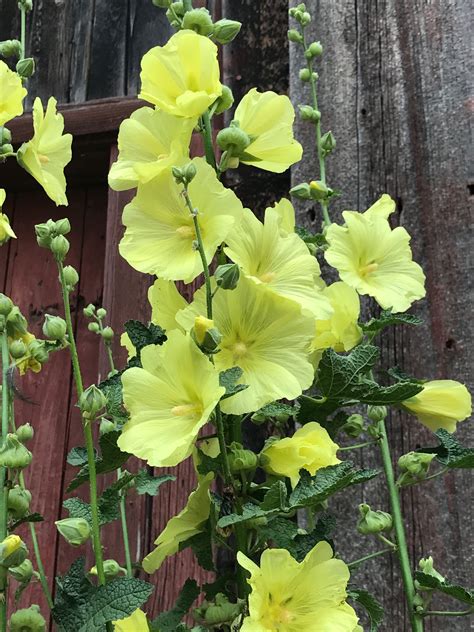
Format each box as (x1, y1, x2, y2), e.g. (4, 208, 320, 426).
(38, 154, 50, 165)
(232, 341, 247, 360)
(266, 594, 294, 627)
(175, 225, 195, 239)
(259, 271, 276, 283)
(171, 403, 202, 418)
(359, 261, 379, 276)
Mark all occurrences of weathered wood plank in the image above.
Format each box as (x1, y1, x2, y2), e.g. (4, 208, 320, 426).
(290, 1, 473, 630)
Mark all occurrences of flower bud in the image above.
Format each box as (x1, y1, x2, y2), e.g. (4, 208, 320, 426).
(27, 339, 49, 364)
(16, 57, 35, 79)
(0, 434, 33, 469)
(101, 326, 114, 342)
(0, 39, 22, 58)
(290, 182, 312, 199)
(6, 307, 27, 337)
(367, 405, 387, 422)
(50, 235, 70, 261)
(417, 556, 445, 583)
(192, 316, 222, 354)
(357, 503, 393, 535)
(320, 130, 336, 155)
(299, 11, 311, 26)
(228, 442, 258, 473)
(0, 143, 14, 156)
(299, 68, 311, 82)
(309, 180, 329, 200)
(9, 339, 27, 359)
(298, 105, 320, 122)
(217, 124, 251, 155)
(88, 322, 100, 333)
(34, 221, 53, 248)
(9, 558, 34, 583)
(212, 19, 242, 44)
(0, 535, 28, 568)
(172, 162, 197, 185)
(287, 29, 303, 43)
(397, 452, 436, 486)
(18, 0, 33, 11)
(308, 41, 323, 57)
(198, 594, 243, 626)
(16, 423, 34, 444)
(213, 85, 234, 115)
(99, 418, 116, 436)
(166, 2, 185, 26)
(9, 605, 46, 632)
(0, 294, 13, 316)
(8, 485, 32, 519)
(62, 265, 79, 290)
(79, 384, 107, 421)
(90, 558, 126, 579)
(0, 127, 12, 145)
(342, 414, 365, 438)
(55, 517, 91, 546)
(42, 314, 67, 341)
(215, 263, 240, 290)
(151, 0, 170, 7)
(83, 303, 96, 318)
(96, 307, 107, 319)
(54, 218, 71, 234)
(182, 8, 214, 36)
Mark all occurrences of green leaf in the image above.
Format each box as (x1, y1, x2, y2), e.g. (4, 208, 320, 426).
(10, 512, 44, 531)
(348, 587, 384, 631)
(259, 517, 299, 549)
(67, 431, 131, 492)
(414, 571, 474, 606)
(289, 463, 379, 509)
(151, 579, 200, 632)
(317, 345, 380, 399)
(296, 395, 342, 424)
(217, 503, 277, 528)
(260, 481, 288, 511)
(293, 514, 336, 561)
(53, 558, 153, 631)
(124, 319, 166, 357)
(219, 367, 248, 399)
(67, 446, 92, 467)
(361, 309, 422, 337)
(98, 371, 129, 427)
(417, 429, 474, 469)
(295, 225, 328, 248)
(135, 469, 176, 496)
(195, 448, 222, 476)
(187, 530, 215, 572)
(255, 401, 299, 419)
(349, 378, 423, 405)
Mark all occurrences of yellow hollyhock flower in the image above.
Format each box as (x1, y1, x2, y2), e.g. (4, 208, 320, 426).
(142, 473, 213, 573)
(261, 422, 340, 488)
(312, 282, 362, 354)
(0, 60, 27, 126)
(118, 330, 224, 467)
(0, 189, 16, 246)
(176, 275, 315, 415)
(238, 540, 358, 631)
(108, 107, 195, 191)
(148, 278, 188, 332)
(113, 609, 148, 631)
(325, 195, 426, 312)
(140, 30, 222, 118)
(402, 380, 472, 433)
(233, 88, 303, 173)
(119, 157, 243, 282)
(225, 206, 332, 318)
(17, 97, 72, 206)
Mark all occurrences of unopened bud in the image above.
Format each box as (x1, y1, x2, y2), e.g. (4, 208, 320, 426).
(6, 307, 27, 337)
(55, 517, 91, 547)
(16, 57, 35, 79)
(101, 326, 114, 342)
(151, 0, 170, 7)
(83, 303, 96, 318)
(9, 558, 34, 583)
(99, 418, 116, 436)
(0, 143, 13, 156)
(298, 105, 320, 122)
(7, 485, 32, 519)
(213, 85, 234, 115)
(197, 593, 243, 626)
(9, 339, 27, 359)
(27, 339, 49, 364)
(9, 606, 46, 632)
(212, 18, 242, 44)
(50, 235, 70, 261)
(0, 39, 22, 58)
(320, 130, 336, 155)
(367, 405, 387, 422)
(287, 29, 303, 43)
(217, 124, 251, 154)
(16, 423, 34, 443)
(18, 0, 33, 11)
(299, 68, 311, 82)
(172, 162, 197, 185)
(308, 41, 323, 57)
(88, 322, 100, 333)
(0, 535, 28, 568)
(42, 314, 67, 341)
(309, 180, 329, 200)
(417, 556, 445, 584)
(96, 307, 107, 319)
(192, 316, 222, 354)
(397, 452, 436, 486)
(166, 2, 185, 26)
(299, 11, 311, 26)
(215, 263, 240, 290)
(0, 294, 13, 316)
(342, 414, 365, 438)
(62, 265, 79, 289)
(290, 182, 312, 200)
(34, 221, 53, 248)
(357, 503, 393, 535)
(0, 127, 12, 145)
(79, 385, 107, 421)
(229, 442, 258, 473)
(0, 434, 32, 469)
(90, 558, 126, 579)
(182, 8, 214, 35)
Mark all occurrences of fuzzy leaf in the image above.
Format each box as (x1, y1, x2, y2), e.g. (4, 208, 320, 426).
(414, 572, 474, 605)
(296, 395, 342, 424)
(151, 579, 200, 632)
(317, 346, 380, 399)
(348, 587, 384, 631)
(261, 481, 288, 511)
(98, 371, 129, 427)
(259, 517, 299, 549)
(124, 320, 166, 357)
(417, 429, 474, 469)
(67, 446, 92, 467)
(255, 401, 299, 419)
(293, 514, 336, 561)
(135, 469, 175, 496)
(217, 503, 278, 528)
(219, 366, 249, 399)
(361, 309, 422, 337)
(188, 531, 215, 572)
(349, 378, 423, 405)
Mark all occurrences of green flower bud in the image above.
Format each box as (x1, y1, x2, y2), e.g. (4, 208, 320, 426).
(229, 442, 258, 473)
(290, 182, 312, 199)
(0, 434, 32, 469)
(50, 235, 70, 261)
(7, 485, 32, 519)
(298, 105, 320, 122)
(18, 0, 33, 11)
(152, 0, 171, 7)
(90, 558, 126, 579)
(213, 85, 234, 115)
(357, 503, 393, 535)
(245, 516, 268, 529)
(299, 11, 311, 26)
(16, 57, 35, 79)
(96, 307, 107, 319)
(287, 29, 303, 43)
(62, 265, 79, 289)
(9, 605, 46, 632)
(342, 414, 365, 438)
(182, 8, 214, 36)
(88, 322, 100, 333)
(42, 314, 67, 341)
(0, 143, 13, 155)
(417, 556, 445, 584)
(9, 339, 27, 359)
(217, 124, 251, 154)
(299, 68, 311, 82)
(215, 263, 240, 290)
(397, 452, 436, 486)
(166, 2, 185, 26)
(34, 221, 53, 248)
(55, 517, 91, 546)
(9, 558, 34, 583)
(320, 130, 336, 154)
(201, 594, 243, 626)
(212, 18, 242, 44)
(6, 307, 27, 337)
(16, 423, 34, 443)
(309, 180, 330, 200)
(0, 39, 22, 58)
(79, 384, 107, 421)
(27, 339, 49, 364)
(0, 535, 28, 567)
(191, 316, 222, 354)
(99, 418, 116, 436)
(250, 412, 266, 425)
(172, 162, 197, 185)
(83, 303, 96, 318)
(0, 127, 12, 145)
(367, 405, 387, 422)
(308, 41, 323, 57)
(101, 326, 114, 342)
(0, 294, 13, 317)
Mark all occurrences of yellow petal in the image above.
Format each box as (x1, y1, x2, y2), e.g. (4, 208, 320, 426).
(403, 380, 472, 432)
(148, 278, 188, 332)
(0, 61, 26, 126)
(113, 609, 148, 632)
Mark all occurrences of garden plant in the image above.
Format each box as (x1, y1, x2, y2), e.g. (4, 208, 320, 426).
(0, 0, 472, 630)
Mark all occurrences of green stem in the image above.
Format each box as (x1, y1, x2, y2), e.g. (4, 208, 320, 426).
(378, 418, 423, 632)
(422, 609, 473, 618)
(348, 547, 395, 570)
(0, 327, 10, 632)
(339, 439, 379, 451)
(302, 32, 330, 227)
(200, 111, 217, 171)
(57, 263, 107, 588)
(20, 5, 26, 60)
